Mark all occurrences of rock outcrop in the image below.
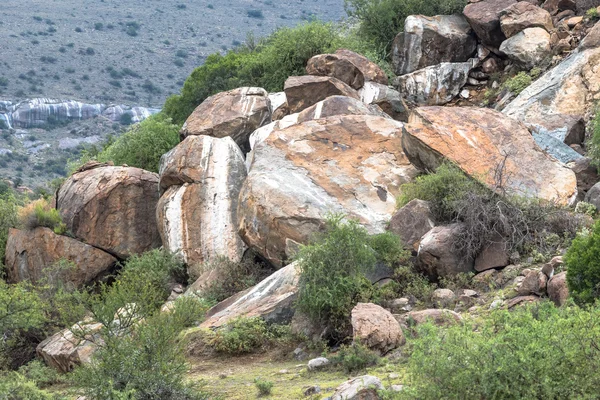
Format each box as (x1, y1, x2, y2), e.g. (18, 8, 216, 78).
(56, 166, 161, 259)
(402, 106, 577, 205)
(463, 0, 518, 48)
(284, 76, 359, 114)
(334, 49, 389, 85)
(499, 27, 552, 68)
(417, 224, 474, 278)
(238, 115, 420, 267)
(499, 2, 554, 38)
(359, 82, 408, 121)
(5, 227, 117, 286)
(200, 261, 300, 328)
(351, 303, 405, 354)
(548, 271, 569, 306)
(306, 49, 388, 89)
(180, 87, 272, 152)
(392, 15, 477, 76)
(157, 135, 247, 266)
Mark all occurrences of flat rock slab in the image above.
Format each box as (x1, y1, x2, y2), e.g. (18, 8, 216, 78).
(402, 106, 577, 205)
(239, 114, 420, 267)
(284, 76, 359, 114)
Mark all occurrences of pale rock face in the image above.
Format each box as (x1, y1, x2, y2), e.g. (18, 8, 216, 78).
(200, 261, 300, 328)
(499, 2, 554, 38)
(359, 82, 408, 121)
(332, 376, 384, 400)
(351, 303, 405, 354)
(180, 87, 272, 153)
(238, 114, 420, 267)
(268, 92, 288, 120)
(499, 27, 551, 68)
(157, 136, 247, 266)
(392, 15, 477, 76)
(393, 60, 478, 106)
(402, 107, 577, 206)
(388, 199, 435, 250)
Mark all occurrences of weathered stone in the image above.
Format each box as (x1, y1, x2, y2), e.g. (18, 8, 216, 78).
(585, 181, 600, 209)
(531, 130, 584, 163)
(432, 288, 456, 308)
(571, 157, 599, 197)
(306, 54, 365, 90)
(332, 376, 384, 400)
(388, 199, 435, 250)
(157, 136, 247, 266)
(351, 303, 405, 354)
(402, 106, 577, 205)
(56, 166, 161, 259)
(500, 27, 552, 68)
(269, 92, 288, 121)
(464, 0, 518, 48)
(180, 87, 271, 152)
(518, 270, 548, 295)
(580, 20, 600, 50)
(474, 235, 510, 272)
(5, 227, 117, 286)
(404, 309, 462, 326)
(418, 224, 474, 278)
(359, 82, 408, 121)
(239, 115, 420, 267)
(200, 262, 300, 328)
(284, 76, 359, 114)
(507, 295, 541, 308)
(525, 114, 585, 145)
(547, 271, 569, 306)
(394, 60, 477, 106)
(503, 42, 600, 124)
(392, 15, 476, 76)
(335, 49, 389, 85)
(307, 357, 330, 371)
(500, 2, 554, 38)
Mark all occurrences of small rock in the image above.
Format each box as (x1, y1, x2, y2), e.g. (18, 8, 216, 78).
(388, 373, 400, 380)
(460, 89, 470, 99)
(308, 357, 330, 371)
(391, 385, 405, 392)
(304, 386, 321, 396)
(490, 299, 505, 309)
(278, 369, 289, 374)
(351, 303, 405, 354)
(219, 373, 227, 379)
(332, 375, 384, 400)
(294, 347, 308, 361)
(432, 288, 456, 308)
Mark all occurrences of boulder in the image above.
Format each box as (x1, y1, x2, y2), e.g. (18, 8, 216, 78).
(5, 227, 117, 286)
(180, 87, 271, 152)
(417, 224, 474, 278)
(269, 92, 288, 120)
(404, 309, 462, 326)
(335, 49, 389, 85)
(402, 106, 578, 206)
(499, 27, 552, 68)
(200, 262, 300, 328)
(518, 270, 548, 295)
(56, 166, 161, 259)
(503, 41, 600, 124)
(432, 288, 456, 308)
(525, 114, 585, 145)
(531, 129, 584, 163)
(547, 271, 569, 306)
(306, 53, 365, 90)
(332, 376, 384, 400)
(580, 20, 600, 50)
(284, 76, 359, 114)
(37, 321, 103, 373)
(307, 357, 330, 371)
(463, 0, 518, 48)
(359, 82, 408, 121)
(351, 303, 405, 354)
(474, 236, 510, 272)
(500, 2, 554, 38)
(571, 157, 599, 197)
(239, 115, 420, 267)
(393, 60, 477, 106)
(157, 136, 247, 266)
(585, 182, 600, 209)
(388, 199, 435, 250)
(392, 15, 477, 76)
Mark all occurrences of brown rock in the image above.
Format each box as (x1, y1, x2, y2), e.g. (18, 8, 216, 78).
(464, 0, 518, 47)
(518, 270, 548, 295)
(474, 235, 510, 272)
(482, 57, 501, 73)
(284, 76, 359, 114)
(417, 224, 474, 278)
(404, 309, 462, 326)
(580, 20, 600, 50)
(332, 376, 384, 400)
(547, 271, 569, 306)
(570, 157, 599, 198)
(306, 54, 365, 90)
(432, 288, 456, 308)
(359, 82, 408, 121)
(180, 87, 271, 152)
(335, 49, 389, 85)
(500, 2, 554, 38)
(507, 295, 540, 308)
(351, 303, 405, 354)
(388, 199, 435, 250)
(57, 166, 161, 259)
(5, 227, 117, 286)
(402, 107, 578, 206)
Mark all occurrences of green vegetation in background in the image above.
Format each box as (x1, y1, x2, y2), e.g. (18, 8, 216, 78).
(0, 192, 18, 266)
(397, 302, 600, 399)
(205, 317, 293, 354)
(566, 221, 600, 305)
(587, 108, 600, 168)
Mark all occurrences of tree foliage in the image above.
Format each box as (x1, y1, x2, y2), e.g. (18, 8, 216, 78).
(566, 221, 600, 305)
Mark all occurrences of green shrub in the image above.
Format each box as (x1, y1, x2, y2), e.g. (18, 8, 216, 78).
(330, 343, 380, 373)
(586, 7, 599, 18)
(17, 199, 66, 235)
(0, 193, 18, 265)
(0, 371, 62, 399)
(575, 201, 597, 217)
(206, 317, 291, 354)
(375, 265, 436, 304)
(118, 249, 186, 297)
(503, 71, 532, 94)
(565, 221, 600, 305)
(96, 114, 180, 173)
(344, 0, 468, 55)
(17, 360, 62, 388)
(296, 215, 407, 338)
(588, 108, 600, 168)
(254, 378, 273, 396)
(399, 302, 600, 399)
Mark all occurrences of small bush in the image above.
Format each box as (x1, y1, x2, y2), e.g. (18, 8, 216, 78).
(586, 7, 599, 18)
(0, 371, 60, 399)
(254, 378, 273, 396)
(376, 265, 436, 304)
(503, 72, 532, 94)
(565, 221, 600, 305)
(587, 108, 600, 168)
(575, 201, 597, 216)
(247, 9, 264, 19)
(17, 360, 62, 388)
(0, 193, 18, 263)
(330, 343, 380, 373)
(206, 317, 291, 354)
(17, 199, 66, 235)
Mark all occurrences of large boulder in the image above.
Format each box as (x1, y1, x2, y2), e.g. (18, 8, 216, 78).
(180, 87, 271, 152)
(402, 106, 577, 206)
(393, 60, 477, 106)
(417, 224, 474, 278)
(392, 15, 477, 76)
(474, 236, 510, 272)
(463, 0, 518, 48)
(500, 2, 554, 38)
(238, 115, 420, 267)
(56, 166, 161, 259)
(200, 262, 300, 328)
(499, 27, 552, 68)
(351, 303, 405, 354)
(157, 136, 247, 266)
(5, 227, 117, 286)
(503, 38, 600, 123)
(585, 181, 600, 209)
(283, 76, 359, 114)
(332, 376, 384, 400)
(547, 271, 569, 306)
(306, 53, 365, 90)
(518, 270, 548, 296)
(388, 199, 435, 250)
(334, 49, 389, 85)
(359, 82, 408, 121)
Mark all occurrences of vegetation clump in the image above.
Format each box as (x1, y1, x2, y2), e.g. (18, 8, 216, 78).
(565, 221, 600, 305)
(206, 317, 292, 355)
(17, 198, 66, 235)
(330, 343, 381, 373)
